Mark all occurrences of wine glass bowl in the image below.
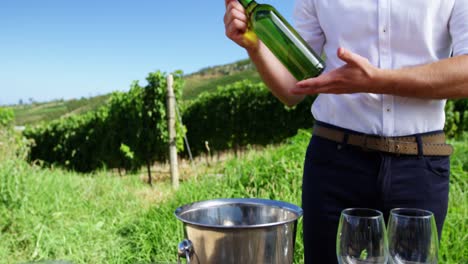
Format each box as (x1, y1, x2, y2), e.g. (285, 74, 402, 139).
(336, 208, 389, 264)
(387, 208, 439, 264)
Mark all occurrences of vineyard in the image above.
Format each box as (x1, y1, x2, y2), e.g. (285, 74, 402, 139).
(17, 68, 468, 177)
(22, 76, 319, 178)
(23, 71, 185, 185)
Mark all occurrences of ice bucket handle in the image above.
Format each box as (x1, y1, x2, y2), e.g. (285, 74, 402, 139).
(177, 239, 193, 264)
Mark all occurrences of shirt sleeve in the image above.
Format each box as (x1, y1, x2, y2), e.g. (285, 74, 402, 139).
(450, 0, 468, 56)
(293, 0, 325, 56)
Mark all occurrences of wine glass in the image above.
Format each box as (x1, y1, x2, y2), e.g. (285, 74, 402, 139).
(387, 208, 439, 264)
(336, 208, 389, 264)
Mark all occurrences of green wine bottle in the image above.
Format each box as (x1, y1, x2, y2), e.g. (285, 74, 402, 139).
(238, 0, 325, 80)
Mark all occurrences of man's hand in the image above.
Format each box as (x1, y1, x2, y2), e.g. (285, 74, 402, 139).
(224, 0, 259, 52)
(291, 47, 380, 95)
(223, 0, 305, 106)
(291, 47, 468, 98)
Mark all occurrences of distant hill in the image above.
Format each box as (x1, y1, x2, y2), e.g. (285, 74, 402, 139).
(183, 59, 261, 101)
(12, 95, 111, 126)
(10, 59, 261, 126)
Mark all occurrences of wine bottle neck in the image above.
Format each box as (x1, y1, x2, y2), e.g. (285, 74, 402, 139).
(238, 0, 256, 9)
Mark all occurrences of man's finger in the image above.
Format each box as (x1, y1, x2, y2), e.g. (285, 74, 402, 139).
(224, 5, 247, 25)
(225, 0, 235, 7)
(337, 47, 356, 65)
(337, 47, 369, 67)
(226, 18, 248, 38)
(296, 74, 333, 89)
(225, 0, 241, 9)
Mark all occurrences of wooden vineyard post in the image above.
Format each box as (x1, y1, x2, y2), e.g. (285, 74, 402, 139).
(167, 74, 179, 189)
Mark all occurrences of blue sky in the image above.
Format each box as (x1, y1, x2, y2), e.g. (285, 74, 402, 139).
(0, 0, 293, 105)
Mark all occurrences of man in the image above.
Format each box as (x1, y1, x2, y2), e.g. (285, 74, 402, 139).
(224, 0, 468, 263)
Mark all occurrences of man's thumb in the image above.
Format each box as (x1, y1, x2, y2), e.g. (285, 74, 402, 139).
(337, 47, 356, 65)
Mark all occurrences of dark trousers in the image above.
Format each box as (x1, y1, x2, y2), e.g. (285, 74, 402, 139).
(302, 122, 450, 264)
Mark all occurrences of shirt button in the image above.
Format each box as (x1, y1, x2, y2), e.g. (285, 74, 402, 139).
(386, 108, 391, 112)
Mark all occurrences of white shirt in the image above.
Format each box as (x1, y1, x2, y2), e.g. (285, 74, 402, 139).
(294, 0, 468, 136)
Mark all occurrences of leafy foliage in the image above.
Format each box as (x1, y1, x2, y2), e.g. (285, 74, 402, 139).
(0, 108, 14, 127)
(182, 80, 316, 156)
(23, 71, 185, 175)
(445, 99, 468, 139)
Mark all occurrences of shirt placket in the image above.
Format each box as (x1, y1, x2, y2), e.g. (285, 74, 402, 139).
(379, 0, 394, 136)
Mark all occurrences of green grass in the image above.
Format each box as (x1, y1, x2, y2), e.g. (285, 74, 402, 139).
(442, 139, 468, 264)
(0, 161, 149, 263)
(0, 131, 467, 263)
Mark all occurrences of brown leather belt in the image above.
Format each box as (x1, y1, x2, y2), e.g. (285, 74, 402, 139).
(313, 124, 453, 156)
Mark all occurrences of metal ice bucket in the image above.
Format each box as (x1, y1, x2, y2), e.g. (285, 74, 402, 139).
(174, 198, 303, 264)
